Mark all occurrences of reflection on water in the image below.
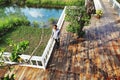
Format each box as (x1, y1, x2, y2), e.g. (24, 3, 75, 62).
(2, 6, 63, 27)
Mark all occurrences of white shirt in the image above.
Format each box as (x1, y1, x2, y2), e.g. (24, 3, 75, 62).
(52, 29, 60, 39)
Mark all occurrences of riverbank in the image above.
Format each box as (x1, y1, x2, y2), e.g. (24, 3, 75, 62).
(0, 0, 84, 8)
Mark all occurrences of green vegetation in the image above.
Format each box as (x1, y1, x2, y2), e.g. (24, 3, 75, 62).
(25, 0, 84, 8)
(32, 21, 39, 28)
(1, 40, 29, 62)
(1, 0, 85, 8)
(0, 47, 15, 80)
(0, 15, 30, 37)
(66, 6, 90, 37)
(2, 74, 15, 80)
(9, 40, 29, 62)
(0, 48, 5, 65)
(48, 17, 58, 24)
(95, 9, 103, 19)
(0, 26, 51, 56)
(65, 0, 90, 37)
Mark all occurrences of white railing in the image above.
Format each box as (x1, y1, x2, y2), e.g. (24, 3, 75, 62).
(93, 0, 103, 10)
(1, 6, 66, 69)
(108, 0, 120, 16)
(42, 6, 66, 69)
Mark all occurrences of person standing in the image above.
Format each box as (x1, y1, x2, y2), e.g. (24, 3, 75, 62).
(51, 25, 60, 49)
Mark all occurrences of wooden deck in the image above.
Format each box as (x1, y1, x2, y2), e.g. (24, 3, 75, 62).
(1, 0, 120, 80)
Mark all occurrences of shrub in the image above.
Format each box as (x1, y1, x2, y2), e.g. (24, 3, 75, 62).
(33, 21, 39, 27)
(10, 40, 29, 62)
(66, 6, 90, 37)
(66, 20, 80, 34)
(0, 16, 30, 36)
(48, 17, 57, 24)
(96, 10, 103, 17)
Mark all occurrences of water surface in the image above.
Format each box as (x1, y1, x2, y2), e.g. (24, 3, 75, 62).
(1, 6, 63, 27)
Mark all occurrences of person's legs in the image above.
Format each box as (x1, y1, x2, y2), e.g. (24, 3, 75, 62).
(55, 39, 60, 49)
(57, 38, 60, 48)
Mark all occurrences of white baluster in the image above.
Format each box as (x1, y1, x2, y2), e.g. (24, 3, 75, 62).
(30, 60, 33, 65)
(41, 59, 45, 69)
(36, 60, 38, 66)
(112, 2, 115, 8)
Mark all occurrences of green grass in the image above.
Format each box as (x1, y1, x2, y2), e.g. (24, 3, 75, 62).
(0, 14, 30, 36)
(26, 0, 84, 8)
(9, 0, 85, 8)
(0, 26, 52, 56)
(0, 0, 85, 8)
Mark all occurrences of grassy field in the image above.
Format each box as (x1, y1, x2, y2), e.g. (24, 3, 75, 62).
(0, 0, 84, 8)
(0, 26, 52, 56)
(27, 0, 84, 7)
(8, 0, 84, 8)
(0, 15, 30, 37)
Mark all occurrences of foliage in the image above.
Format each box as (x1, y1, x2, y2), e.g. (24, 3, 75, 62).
(66, 20, 80, 34)
(0, 15, 30, 36)
(0, 40, 28, 80)
(2, 39, 29, 62)
(48, 17, 58, 24)
(3, 74, 15, 80)
(66, 6, 90, 37)
(0, 47, 5, 65)
(0, 47, 5, 53)
(9, 40, 29, 62)
(0, 0, 7, 5)
(33, 21, 39, 27)
(4, 0, 85, 8)
(0, 26, 51, 56)
(96, 9, 103, 17)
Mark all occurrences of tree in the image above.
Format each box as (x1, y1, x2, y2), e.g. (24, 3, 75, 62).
(66, 6, 90, 37)
(0, 40, 29, 80)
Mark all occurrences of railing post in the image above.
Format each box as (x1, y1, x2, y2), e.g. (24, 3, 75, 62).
(41, 58, 45, 70)
(41, 6, 66, 69)
(30, 60, 33, 65)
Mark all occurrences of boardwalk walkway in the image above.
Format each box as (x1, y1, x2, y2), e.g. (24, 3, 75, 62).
(1, 0, 120, 80)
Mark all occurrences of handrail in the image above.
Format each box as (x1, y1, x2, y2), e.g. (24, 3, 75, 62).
(112, 0, 120, 8)
(42, 6, 66, 69)
(1, 6, 66, 69)
(93, 0, 103, 10)
(108, 0, 120, 16)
